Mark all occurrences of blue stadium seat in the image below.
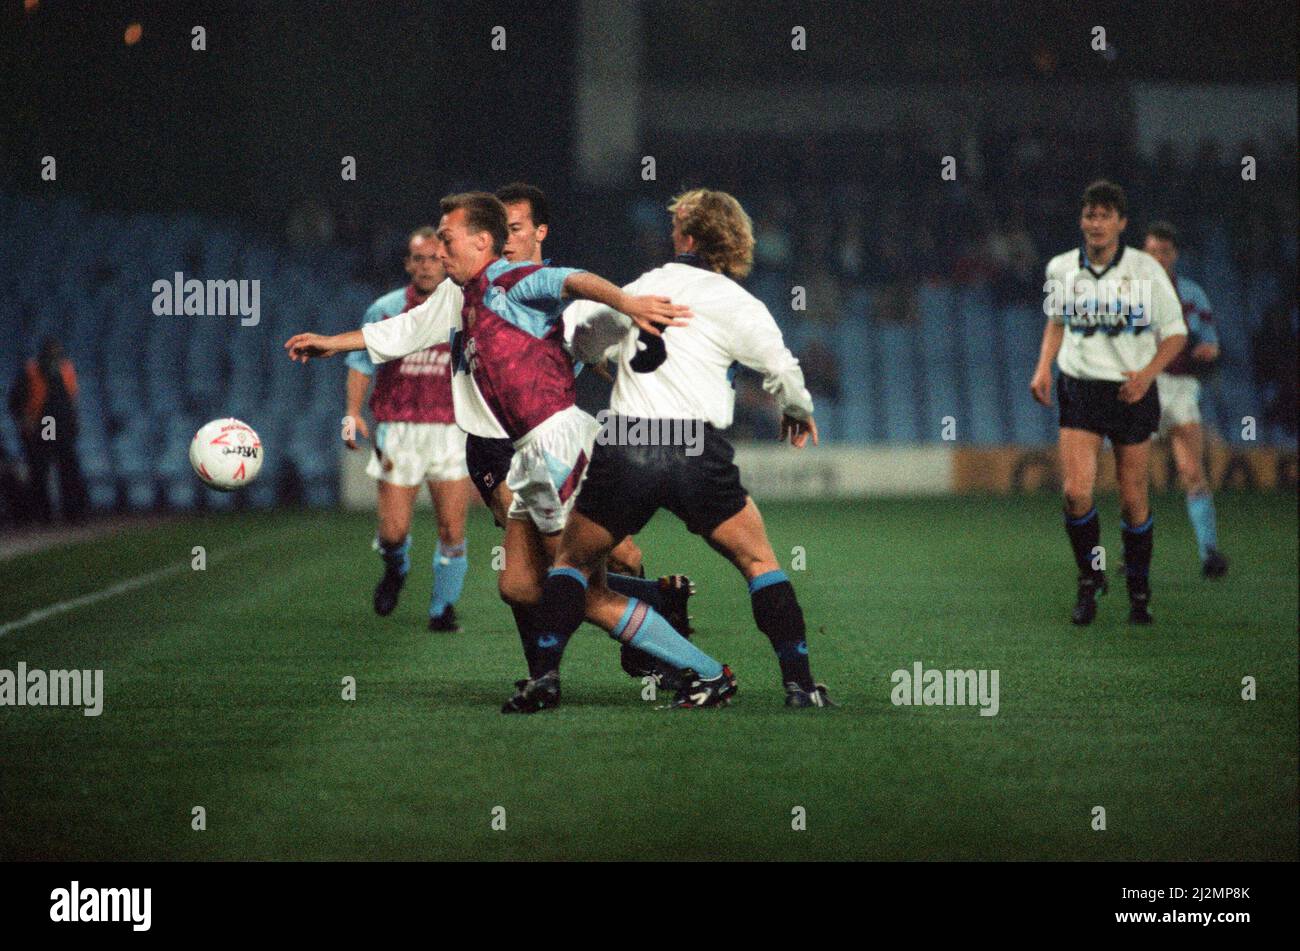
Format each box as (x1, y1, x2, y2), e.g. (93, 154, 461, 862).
(1000, 306, 1055, 444)
(955, 286, 1008, 444)
(917, 283, 960, 442)
(875, 321, 920, 442)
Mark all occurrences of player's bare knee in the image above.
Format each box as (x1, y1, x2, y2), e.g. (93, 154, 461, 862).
(1119, 490, 1149, 524)
(1063, 488, 1093, 517)
(378, 517, 408, 546)
(498, 571, 540, 609)
(1178, 463, 1205, 495)
(610, 537, 643, 572)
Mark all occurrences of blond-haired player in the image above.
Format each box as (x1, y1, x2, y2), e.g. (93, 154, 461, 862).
(529, 188, 831, 708)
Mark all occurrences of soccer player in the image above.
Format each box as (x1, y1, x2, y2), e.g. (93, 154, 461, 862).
(476, 183, 697, 683)
(285, 192, 729, 711)
(345, 227, 472, 629)
(530, 188, 832, 708)
(1142, 221, 1229, 578)
(1030, 181, 1188, 625)
(476, 186, 675, 576)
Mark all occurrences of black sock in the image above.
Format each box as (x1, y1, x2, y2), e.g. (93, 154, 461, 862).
(510, 605, 543, 678)
(750, 572, 814, 691)
(1064, 507, 1101, 577)
(1121, 516, 1154, 594)
(532, 568, 588, 675)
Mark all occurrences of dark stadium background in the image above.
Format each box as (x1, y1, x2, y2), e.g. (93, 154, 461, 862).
(2, 0, 1295, 513)
(0, 0, 1295, 870)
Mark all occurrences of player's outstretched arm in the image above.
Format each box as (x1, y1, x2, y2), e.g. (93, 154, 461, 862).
(285, 329, 366, 362)
(288, 282, 458, 365)
(562, 271, 691, 337)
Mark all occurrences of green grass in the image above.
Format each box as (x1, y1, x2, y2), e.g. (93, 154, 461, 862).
(0, 493, 1295, 860)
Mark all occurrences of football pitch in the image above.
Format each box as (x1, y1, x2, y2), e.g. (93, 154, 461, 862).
(1, 494, 1295, 861)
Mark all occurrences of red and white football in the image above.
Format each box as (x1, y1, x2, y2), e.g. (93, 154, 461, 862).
(189, 418, 263, 491)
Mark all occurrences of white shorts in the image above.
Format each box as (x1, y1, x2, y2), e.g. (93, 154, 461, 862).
(1157, 373, 1202, 435)
(368, 421, 468, 486)
(506, 406, 600, 535)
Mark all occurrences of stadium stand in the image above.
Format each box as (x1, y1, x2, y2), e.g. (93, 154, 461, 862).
(1, 124, 1294, 511)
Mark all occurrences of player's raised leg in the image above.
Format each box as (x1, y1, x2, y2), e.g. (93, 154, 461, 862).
(426, 474, 471, 631)
(600, 534, 697, 650)
(536, 509, 734, 709)
(607, 536, 643, 576)
(705, 497, 831, 707)
(1059, 426, 1106, 625)
(1114, 439, 1155, 624)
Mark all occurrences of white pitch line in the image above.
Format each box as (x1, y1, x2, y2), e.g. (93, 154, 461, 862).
(0, 531, 296, 638)
(0, 562, 190, 637)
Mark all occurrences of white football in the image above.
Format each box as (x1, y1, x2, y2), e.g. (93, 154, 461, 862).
(190, 418, 263, 491)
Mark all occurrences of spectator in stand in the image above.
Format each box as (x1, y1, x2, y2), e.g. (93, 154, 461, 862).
(986, 207, 1040, 306)
(753, 198, 794, 274)
(7, 338, 87, 523)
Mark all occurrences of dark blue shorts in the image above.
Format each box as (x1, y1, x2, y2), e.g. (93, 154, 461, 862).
(1058, 372, 1160, 445)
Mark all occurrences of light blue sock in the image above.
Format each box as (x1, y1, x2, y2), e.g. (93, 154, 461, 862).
(612, 598, 723, 679)
(430, 540, 468, 617)
(1186, 491, 1219, 562)
(378, 535, 410, 575)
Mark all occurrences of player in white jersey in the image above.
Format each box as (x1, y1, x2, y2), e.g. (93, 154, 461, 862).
(1143, 221, 1229, 579)
(1030, 181, 1188, 626)
(527, 188, 832, 708)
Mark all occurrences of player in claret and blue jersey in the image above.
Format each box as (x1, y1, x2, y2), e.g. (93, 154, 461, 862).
(476, 183, 698, 683)
(1143, 221, 1229, 579)
(344, 227, 472, 630)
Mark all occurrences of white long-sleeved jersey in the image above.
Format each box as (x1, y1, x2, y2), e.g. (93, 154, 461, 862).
(564, 262, 814, 428)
